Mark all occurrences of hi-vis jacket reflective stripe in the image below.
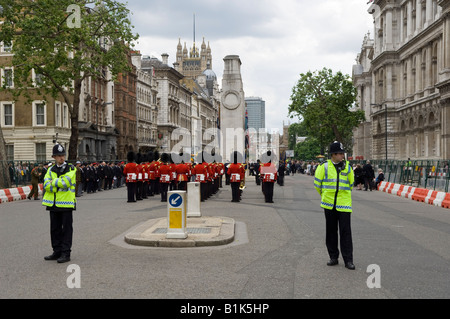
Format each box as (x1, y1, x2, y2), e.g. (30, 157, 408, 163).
(42, 164, 77, 209)
(314, 160, 354, 213)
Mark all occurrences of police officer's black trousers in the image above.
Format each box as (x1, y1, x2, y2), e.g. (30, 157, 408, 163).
(324, 208, 353, 263)
(49, 210, 73, 256)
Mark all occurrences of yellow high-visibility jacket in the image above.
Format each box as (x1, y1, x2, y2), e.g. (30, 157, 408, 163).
(314, 160, 354, 213)
(42, 163, 76, 210)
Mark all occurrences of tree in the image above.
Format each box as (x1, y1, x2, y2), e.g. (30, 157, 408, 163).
(0, 0, 138, 161)
(287, 122, 309, 150)
(288, 68, 365, 153)
(294, 137, 321, 161)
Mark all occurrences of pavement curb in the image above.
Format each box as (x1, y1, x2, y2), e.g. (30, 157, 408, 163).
(124, 216, 235, 248)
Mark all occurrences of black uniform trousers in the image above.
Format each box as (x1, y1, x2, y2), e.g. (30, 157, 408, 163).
(160, 183, 169, 202)
(178, 181, 187, 191)
(263, 181, 274, 203)
(126, 182, 136, 202)
(230, 182, 240, 202)
(324, 208, 353, 263)
(49, 210, 73, 256)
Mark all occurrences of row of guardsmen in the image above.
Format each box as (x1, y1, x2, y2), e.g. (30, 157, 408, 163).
(122, 149, 277, 204)
(122, 150, 226, 203)
(226, 150, 278, 203)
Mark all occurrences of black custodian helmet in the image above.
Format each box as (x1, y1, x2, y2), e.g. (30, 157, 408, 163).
(329, 141, 345, 154)
(52, 144, 66, 156)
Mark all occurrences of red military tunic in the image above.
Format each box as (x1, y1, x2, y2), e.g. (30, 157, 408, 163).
(176, 163, 190, 182)
(260, 163, 277, 182)
(123, 162, 138, 183)
(227, 163, 242, 183)
(159, 163, 172, 184)
(193, 163, 208, 183)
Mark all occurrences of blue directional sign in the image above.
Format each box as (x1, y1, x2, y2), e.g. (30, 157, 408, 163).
(169, 193, 183, 208)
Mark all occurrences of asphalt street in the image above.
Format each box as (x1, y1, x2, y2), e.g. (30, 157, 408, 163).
(1, 173, 449, 300)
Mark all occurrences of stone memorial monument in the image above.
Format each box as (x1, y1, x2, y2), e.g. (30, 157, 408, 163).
(220, 55, 246, 162)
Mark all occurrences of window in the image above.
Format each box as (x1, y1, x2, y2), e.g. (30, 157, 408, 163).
(1, 102, 14, 126)
(36, 104, 45, 125)
(34, 70, 44, 86)
(36, 143, 46, 162)
(1, 41, 12, 52)
(6, 144, 14, 162)
(55, 102, 61, 127)
(63, 104, 68, 127)
(2, 68, 13, 87)
(4, 103, 12, 126)
(33, 101, 46, 126)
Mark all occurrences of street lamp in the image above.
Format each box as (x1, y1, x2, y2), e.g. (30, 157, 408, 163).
(370, 103, 388, 161)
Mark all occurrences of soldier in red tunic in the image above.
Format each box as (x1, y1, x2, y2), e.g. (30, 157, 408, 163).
(158, 153, 172, 202)
(175, 152, 190, 191)
(227, 151, 243, 202)
(123, 151, 138, 203)
(260, 151, 277, 203)
(193, 152, 208, 202)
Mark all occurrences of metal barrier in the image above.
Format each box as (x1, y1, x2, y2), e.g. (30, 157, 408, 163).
(350, 159, 450, 193)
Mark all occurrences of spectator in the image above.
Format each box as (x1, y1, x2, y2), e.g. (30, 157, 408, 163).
(375, 169, 385, 189)
(353, 164, 364, 190)
(363, 160, 375, 191)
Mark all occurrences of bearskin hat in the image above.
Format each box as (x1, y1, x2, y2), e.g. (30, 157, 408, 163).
(127, 151, 136, 163)
(136, 153, 142, 164)
(260, 150, 277, 163)
(161, 152, 170, 163)
(231, 151, 243, 164)
(154, 151, 160, 162)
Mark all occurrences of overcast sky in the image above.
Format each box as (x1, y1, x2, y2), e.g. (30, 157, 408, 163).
(122, 0, 374, 133)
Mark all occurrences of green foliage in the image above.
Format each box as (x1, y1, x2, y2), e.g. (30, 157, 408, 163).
(288, 68, 365, 152)
(0, 0, 138, 102)
(294, 137, 322, 161)
(0, 0, 138, 159)
(287, 121, 309, 150)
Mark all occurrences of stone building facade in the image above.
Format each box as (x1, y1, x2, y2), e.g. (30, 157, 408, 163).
(353, 0, 450, 160)
(132, 52, 159, 154)
(141, 54, 188, 153)
(0, 43, 73, 162)
(77, 67, 117, 162)
(114, 52, 138, 160)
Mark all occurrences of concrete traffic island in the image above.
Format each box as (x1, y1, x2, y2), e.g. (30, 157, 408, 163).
(124, 216, 235, 248)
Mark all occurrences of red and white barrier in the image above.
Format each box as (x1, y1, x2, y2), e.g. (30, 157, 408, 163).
(377, 181, 449, 209)
(0, 184, 43, 204)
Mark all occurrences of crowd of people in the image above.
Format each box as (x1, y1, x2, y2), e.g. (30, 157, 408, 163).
(352, 160, 384, 191)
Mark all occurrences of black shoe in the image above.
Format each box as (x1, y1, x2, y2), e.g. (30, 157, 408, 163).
(44, 252, 61, 261)
(327, 259, 339, 266)
(57, 255, 71, 263)
(345, 262, 355, 270)
(28, 197, 31, 200)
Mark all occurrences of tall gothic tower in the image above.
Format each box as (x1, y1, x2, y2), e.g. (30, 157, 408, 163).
(175, 37, 212, 79)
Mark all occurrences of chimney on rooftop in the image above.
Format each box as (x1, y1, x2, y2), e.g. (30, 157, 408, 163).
(161, 53, 169, 65)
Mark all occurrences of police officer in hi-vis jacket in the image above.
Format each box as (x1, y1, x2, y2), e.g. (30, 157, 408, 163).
(314, 141, 355, 270)
(42, 144, 77, 264)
